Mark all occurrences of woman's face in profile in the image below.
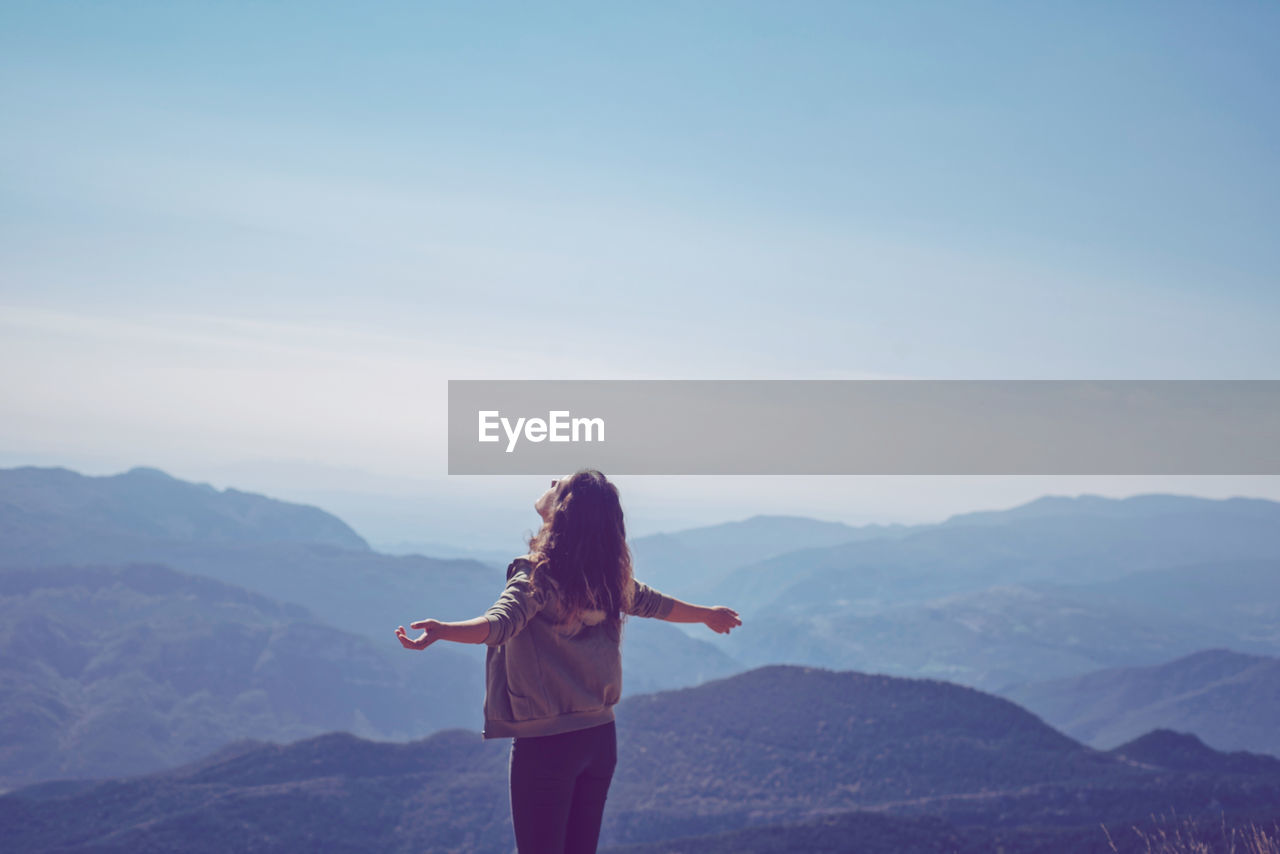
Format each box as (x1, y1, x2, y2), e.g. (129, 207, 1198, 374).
(535, 476, 566, 521)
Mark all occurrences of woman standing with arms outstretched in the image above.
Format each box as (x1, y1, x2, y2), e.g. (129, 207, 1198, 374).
(396, 468, 742, 854)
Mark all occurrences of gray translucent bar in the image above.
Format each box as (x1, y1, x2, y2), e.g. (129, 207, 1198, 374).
(447, 380, 1280, 475)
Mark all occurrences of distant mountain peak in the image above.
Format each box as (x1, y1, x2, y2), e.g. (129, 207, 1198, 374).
(123, 465, 178, 480)
(0, 464, 370, 551)
(1106, 728, 1280, 775)
(944, 492, 1280, 527)
(1119, 728, 1214, 755)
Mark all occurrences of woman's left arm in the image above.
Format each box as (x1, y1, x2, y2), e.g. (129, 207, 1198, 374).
(395, 617, 490, 649)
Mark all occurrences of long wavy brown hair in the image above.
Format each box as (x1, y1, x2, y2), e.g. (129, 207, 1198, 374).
(525, 468, 635, 632)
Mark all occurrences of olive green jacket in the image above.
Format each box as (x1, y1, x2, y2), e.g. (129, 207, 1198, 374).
(481, 556, 676, 739)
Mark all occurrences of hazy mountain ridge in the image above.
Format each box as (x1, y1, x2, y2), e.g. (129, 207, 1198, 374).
(0, 466, 499, 647)
(0, 465, 370, 552)
(628, 513, 914, 599)
(1004, 649, 1280, 757)
(713, 497, 1280, 617)
(687, 495, 1280, 693)
(0, 561, 482, 791)
(1067, 560, 1280, 647)
(940, 493, 1280, 526)
(720, 580, 1250, 691)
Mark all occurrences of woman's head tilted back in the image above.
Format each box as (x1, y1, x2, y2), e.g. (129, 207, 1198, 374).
(526, 469, 635, 629)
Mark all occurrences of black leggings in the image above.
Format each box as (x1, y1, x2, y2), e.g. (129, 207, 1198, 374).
(508, 720, 617, 854)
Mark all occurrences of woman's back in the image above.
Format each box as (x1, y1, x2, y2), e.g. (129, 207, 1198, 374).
(481, 555, 676, 739)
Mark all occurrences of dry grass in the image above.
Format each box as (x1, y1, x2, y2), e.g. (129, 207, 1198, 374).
(1102, 811, 1280, 854)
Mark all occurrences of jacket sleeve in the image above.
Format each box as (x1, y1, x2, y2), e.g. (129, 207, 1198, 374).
(627, 578, 677, 619)
(483, 564, 548, 646)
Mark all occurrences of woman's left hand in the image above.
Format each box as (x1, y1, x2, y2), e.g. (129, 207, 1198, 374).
(395, 620, 443, 650)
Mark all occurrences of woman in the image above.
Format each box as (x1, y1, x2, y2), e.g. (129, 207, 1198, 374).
(395, 469, 742, 854)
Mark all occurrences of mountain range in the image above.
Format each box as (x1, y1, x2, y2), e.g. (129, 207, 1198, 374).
(5, 464, 1280, 800)
(691, 495, 1280, 690)
(4, 664, 1278, 853)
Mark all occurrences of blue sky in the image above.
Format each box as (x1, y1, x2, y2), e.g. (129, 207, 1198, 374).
(2, 2, 1278, 547)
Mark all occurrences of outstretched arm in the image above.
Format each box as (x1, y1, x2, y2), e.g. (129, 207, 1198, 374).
(398, 561, 548, 650)
(662, 598, 742, 634)
(629, 579, 741, 635)
(395, 617, 489, 649)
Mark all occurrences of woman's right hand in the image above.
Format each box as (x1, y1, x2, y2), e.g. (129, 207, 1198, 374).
(704, 606, 742, 634)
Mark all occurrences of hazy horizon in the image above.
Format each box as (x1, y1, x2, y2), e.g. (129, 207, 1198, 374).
(4, 453, 1277, 555)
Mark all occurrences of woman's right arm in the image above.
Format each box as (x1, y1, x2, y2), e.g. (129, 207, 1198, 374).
(398, 564, 547, 650)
